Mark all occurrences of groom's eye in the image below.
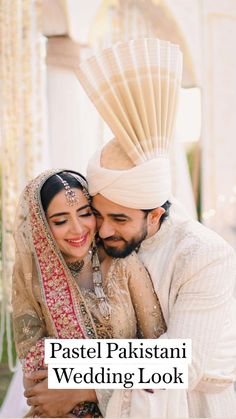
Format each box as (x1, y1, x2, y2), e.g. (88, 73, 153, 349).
(113, 217, 127, 223)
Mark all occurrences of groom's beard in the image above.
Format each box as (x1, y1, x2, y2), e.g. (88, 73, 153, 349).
(99, 225, 148, 258)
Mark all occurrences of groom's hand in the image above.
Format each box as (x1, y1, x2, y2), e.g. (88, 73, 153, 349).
(24, 370, 97, 418)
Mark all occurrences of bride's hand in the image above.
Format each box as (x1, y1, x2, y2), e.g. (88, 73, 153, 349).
(24, 370, 97, 418)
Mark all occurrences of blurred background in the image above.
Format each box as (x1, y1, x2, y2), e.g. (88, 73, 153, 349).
(0, 0, 236, 414)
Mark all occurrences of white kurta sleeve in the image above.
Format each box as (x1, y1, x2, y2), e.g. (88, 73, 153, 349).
(166, 238, 236, 391)
(95, 389, 114, 417)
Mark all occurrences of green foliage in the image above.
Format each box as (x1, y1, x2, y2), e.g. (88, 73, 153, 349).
(186, 144, 201, 221)
(0, 163, 18, 406)
(0, 332, 14, 407)
(0, 161, 2, 256)
(0, 312, 17, 406)
(0, 162, 2, 297)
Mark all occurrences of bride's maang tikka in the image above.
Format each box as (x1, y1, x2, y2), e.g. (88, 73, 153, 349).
(56, 172, 91, 206)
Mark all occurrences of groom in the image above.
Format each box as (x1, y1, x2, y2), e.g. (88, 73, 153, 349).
(25, 38, 236, 417)
(86, 140, 236, 418)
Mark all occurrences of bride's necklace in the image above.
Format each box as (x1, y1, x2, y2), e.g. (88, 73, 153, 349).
(66, 248, 110, 320)
(67, 260, 84, 278)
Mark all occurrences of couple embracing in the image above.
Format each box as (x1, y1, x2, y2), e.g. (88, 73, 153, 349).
(12, 38, 236, 418)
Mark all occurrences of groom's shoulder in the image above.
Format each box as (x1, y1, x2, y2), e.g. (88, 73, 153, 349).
(173, 218, 235, 261)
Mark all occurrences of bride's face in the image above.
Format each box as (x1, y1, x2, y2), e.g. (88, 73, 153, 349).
(46, 188, 96, 263)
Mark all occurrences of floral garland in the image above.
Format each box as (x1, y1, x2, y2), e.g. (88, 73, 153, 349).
(0, 0, 44, 370)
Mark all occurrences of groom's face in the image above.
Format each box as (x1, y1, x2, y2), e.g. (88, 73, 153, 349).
(92, 194, 148, 258)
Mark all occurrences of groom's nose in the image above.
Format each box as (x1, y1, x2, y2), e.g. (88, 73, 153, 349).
(97, 219, 116, 239)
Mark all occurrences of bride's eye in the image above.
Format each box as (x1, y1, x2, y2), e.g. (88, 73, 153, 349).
(80, 211, 93, 217)
(53, 220, 67, 225)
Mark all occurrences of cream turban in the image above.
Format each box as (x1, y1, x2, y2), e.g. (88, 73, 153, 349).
(87, 148, 171, 209)
(76, 38, 183, 209)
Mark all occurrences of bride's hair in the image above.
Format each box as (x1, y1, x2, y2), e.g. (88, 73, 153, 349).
(40, 171, 88, 211)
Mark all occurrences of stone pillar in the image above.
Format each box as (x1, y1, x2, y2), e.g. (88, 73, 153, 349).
(42, 0, 103, 175)
(46, 37, 103, 175)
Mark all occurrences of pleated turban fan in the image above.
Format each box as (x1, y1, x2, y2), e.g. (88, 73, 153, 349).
(76, 38, 183, 209)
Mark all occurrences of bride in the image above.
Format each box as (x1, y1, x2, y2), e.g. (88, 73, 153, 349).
(11, 169, 166, 417)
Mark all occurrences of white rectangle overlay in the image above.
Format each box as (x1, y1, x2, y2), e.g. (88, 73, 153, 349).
(48, 363, 188, 389)
(45, 339, 191, 365)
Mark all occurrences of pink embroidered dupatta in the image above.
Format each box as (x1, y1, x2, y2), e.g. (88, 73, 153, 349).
(12, 170, 98, 373)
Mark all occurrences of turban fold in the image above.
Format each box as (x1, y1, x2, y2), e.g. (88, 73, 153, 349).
(76, 38, 183, 208)
(87, 150, 171, 209)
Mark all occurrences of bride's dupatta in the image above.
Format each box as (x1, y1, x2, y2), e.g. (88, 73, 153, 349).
(12, 170, 98, 374)
(12, 170, 104, 417)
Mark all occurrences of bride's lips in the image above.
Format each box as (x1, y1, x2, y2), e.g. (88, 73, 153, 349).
(66, 233, 88, 248)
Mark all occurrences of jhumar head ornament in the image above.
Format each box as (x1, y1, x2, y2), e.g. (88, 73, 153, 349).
(56, 172, 90, 206)
(56, 174, 79, 206)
